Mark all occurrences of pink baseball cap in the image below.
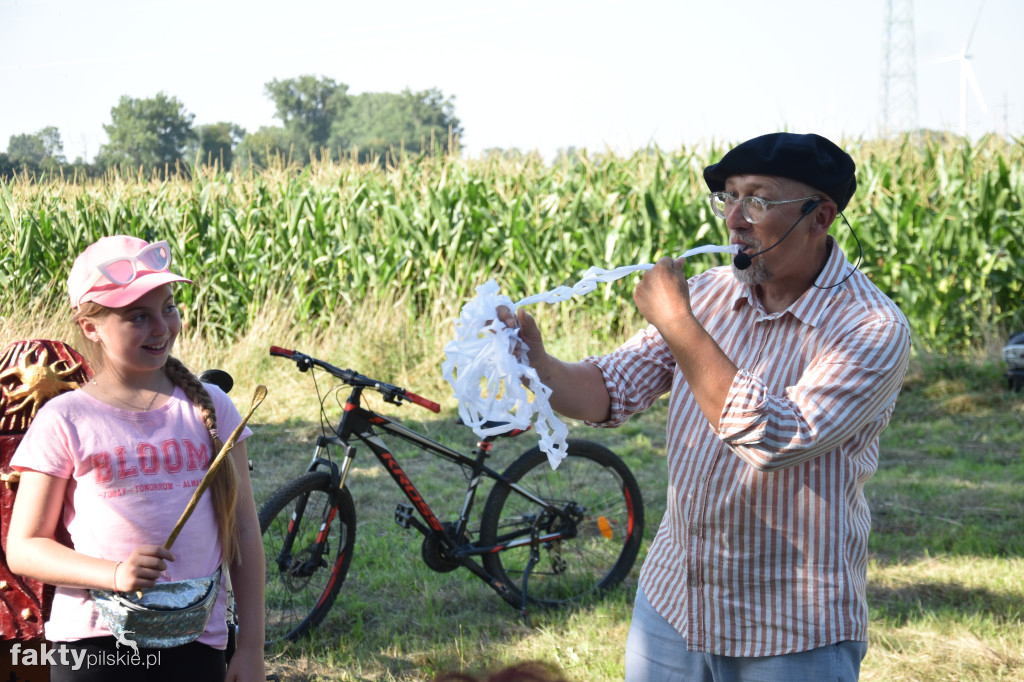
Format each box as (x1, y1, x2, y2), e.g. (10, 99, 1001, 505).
(68, 235, 191, 309)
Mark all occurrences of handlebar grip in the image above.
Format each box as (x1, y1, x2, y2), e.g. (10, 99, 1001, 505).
(269, 346, 295, 358)
(404, 390, 441, 413)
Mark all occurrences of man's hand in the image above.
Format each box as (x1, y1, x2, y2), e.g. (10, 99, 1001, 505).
(496, 303, 611, 422)
(633, 255, 738, 429)
(633, 256, 694, 333)
(496, 305, 546, 368)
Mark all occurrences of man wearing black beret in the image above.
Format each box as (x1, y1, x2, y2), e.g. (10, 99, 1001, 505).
(502, 132, 911, 680)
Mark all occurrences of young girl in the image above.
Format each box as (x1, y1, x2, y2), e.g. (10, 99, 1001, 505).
(7, 235, 266, 681)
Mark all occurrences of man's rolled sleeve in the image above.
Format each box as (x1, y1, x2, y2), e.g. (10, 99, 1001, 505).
(716, 316, 911, 471)
(715, 368, 771, 442)
(581, 326, 676, 428)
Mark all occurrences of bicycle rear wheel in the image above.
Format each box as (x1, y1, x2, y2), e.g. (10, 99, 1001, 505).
(479, 439, 644, 608)
(258, 470, 356, 644)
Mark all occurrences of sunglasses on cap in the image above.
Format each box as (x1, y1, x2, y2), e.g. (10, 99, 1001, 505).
(94, 240, 173, 284)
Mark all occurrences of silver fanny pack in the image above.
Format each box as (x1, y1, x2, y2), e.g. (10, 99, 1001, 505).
(90, 567, 222, 649)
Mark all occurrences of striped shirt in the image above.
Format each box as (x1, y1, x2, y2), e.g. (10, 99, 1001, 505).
(585, 238, 911, 657)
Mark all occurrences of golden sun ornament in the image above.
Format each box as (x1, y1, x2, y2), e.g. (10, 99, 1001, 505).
(0, 341, 89, 433)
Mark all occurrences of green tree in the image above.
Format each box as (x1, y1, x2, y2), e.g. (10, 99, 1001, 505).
(6, 126, 66, 175)
(330, 88, 462, 163)
(7, 126, 65, 163)
(0, 152, 15, 180)
(256, 76, 462, 164)
(264, 75, 349, 158)
(234, 125, 295, 170)
(96, 92, 196, 173)
(191, 122, 247, 169)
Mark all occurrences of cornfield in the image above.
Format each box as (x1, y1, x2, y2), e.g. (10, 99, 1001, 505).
(1, 134, 1021, 354)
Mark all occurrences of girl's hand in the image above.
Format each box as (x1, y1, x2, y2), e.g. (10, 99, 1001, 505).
(114, 545, 175, 591)
(225, 644, 266, 682)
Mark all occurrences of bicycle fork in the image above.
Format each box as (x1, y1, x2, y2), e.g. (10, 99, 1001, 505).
(277, 437, 354, 577)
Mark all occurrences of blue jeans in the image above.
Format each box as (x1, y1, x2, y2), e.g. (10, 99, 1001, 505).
(625, 586, 867, 681)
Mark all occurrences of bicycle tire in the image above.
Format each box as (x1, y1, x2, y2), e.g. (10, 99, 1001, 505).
(258, 470, 356, 644)
(479, 439, 644, 609)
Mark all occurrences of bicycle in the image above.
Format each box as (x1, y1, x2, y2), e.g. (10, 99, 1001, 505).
(258, 346, 645, 645)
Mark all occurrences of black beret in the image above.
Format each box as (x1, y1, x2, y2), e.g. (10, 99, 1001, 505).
(703, 132, 857, 211)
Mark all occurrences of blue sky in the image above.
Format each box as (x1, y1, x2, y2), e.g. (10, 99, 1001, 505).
(1, 0, 1019, 162)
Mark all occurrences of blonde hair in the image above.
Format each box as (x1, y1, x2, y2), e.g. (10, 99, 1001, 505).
(74, 302, 240, 564)
(165, 355, 240, 564)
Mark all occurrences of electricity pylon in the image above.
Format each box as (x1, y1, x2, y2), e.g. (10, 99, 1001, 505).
(880, 0, 919, 136)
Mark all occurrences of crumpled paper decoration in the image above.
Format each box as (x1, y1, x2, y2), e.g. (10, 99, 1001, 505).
(443, 244, 739, 468)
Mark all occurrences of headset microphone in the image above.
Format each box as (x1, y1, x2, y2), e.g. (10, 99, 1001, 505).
(732, 251, 754, 271)
(733, 199, 821, 271)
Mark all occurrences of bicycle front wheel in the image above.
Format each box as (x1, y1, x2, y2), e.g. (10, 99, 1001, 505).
(479, 439, 644, 608)
(258, 470, 356, 644)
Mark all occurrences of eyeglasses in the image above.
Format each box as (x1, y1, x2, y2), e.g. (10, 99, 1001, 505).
(708, 192, 821, 224)
(95, 240, 172, 284)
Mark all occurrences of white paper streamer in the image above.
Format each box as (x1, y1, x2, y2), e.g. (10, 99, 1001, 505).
(442, 244, 739, 468)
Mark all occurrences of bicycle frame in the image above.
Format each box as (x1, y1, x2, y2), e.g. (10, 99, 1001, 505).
(266, 345, 612, 613)
(304, 383, 578, 601)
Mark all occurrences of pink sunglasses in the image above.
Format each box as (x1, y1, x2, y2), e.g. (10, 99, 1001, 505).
(95, 240, 173, 284)
(74, 240, 174, 308)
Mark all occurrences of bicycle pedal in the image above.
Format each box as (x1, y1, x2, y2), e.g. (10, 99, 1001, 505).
(394, 503, 414, 528)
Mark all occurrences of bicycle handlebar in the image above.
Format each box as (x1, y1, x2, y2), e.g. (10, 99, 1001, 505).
(269, 346, 441, 413)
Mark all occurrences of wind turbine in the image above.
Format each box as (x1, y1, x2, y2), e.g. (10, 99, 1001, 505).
(937, 2, 988, 136)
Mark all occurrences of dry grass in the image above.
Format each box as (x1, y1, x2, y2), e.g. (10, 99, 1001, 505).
(864, 557, 1024, 681)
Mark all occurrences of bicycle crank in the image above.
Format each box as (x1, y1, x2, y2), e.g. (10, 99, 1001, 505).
(421, 523, 468, 573)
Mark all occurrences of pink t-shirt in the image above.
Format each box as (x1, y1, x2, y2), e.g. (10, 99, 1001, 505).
(11, 383, 252, 648)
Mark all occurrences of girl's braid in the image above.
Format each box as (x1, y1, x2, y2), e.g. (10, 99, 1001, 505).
(164, 355, 239, 563)
(165, 356, 223, 450)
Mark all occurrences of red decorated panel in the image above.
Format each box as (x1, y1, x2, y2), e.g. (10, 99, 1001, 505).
(1, 340, 91, 641)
